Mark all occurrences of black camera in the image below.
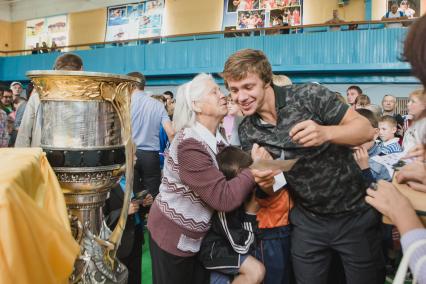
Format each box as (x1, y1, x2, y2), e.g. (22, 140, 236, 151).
(132, 190, 149, 201)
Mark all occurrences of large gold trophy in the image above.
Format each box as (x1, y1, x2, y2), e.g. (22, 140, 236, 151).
(27, 70, 139, 283)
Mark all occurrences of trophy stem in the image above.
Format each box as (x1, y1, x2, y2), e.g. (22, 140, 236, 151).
(65, 192, 108, 238)
(65, 191, 128, 284)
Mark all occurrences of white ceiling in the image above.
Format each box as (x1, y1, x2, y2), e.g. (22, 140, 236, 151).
(0, 0, 141, 21)
(0, 0, 13, 21)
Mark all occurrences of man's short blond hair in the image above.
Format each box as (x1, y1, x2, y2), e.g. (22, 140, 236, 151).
(379, 115, 397, 128)
(222, 49, 273, 88)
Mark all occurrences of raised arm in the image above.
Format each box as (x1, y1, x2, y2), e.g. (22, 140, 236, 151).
(290, 107, 374, 147)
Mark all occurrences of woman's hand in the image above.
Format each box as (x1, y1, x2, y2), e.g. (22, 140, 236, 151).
(365, 180, 411, 219)
(396, 161, 426, 192)
(404, 144, 425, 161)
(251, 143, 273, 161)
(250, 168, 281, 195)
(365, 180, 423, 235)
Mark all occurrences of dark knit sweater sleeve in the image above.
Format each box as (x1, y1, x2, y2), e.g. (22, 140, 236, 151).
(177, 138, 256, 212)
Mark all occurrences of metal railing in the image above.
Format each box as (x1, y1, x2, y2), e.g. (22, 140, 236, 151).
(0, 18, 415, 57)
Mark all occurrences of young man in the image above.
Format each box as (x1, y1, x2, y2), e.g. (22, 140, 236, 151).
(10, 81, 26, 101)
(0, 89, 14, 115)
(346, 85, 362, 107)
(222, 49, 383, 284)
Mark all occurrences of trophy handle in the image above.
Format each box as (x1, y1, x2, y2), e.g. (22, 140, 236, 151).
(107, 139, 134, 263)
(101, 82, 136, 270)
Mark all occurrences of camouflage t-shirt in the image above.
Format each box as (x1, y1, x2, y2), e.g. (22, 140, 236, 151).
(238, 83, 369, 215)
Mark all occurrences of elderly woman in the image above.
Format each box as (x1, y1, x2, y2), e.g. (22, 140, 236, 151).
(147, 73, 275, 284)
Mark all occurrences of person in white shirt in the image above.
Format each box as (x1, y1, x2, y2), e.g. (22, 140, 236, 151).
(382, 3, 408, 28)
(398, 1, 415, 19)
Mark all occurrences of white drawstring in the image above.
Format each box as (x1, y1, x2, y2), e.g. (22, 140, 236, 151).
(394, 239, 426, 284)
(413, 255, 426, 284)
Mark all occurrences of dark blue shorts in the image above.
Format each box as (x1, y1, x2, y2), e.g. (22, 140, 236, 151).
(210, 254, 249, 284)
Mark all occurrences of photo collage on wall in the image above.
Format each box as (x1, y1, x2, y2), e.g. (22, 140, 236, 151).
(387, 0, 420, 18)
(105, 0, 164, 42)
(25, 15, 68, 50)
(223, 0, 302, 33)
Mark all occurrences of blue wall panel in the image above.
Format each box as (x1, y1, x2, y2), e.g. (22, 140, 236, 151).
(144, 44, 166, 73)
(0, 28, 413, 84)
(76, 47, 127, 74)
(123, 46, 146, 73)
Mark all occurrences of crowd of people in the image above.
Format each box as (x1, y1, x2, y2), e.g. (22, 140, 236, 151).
(145, 13, 426, 284)
(0, 81, 33, 147)
(2, 12, 426, 284)
(31, 41, 60, 54)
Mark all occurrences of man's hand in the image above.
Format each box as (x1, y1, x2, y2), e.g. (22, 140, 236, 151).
(128, 201, 140, 215)
(289, 120, 330, 147)
(353, 146, 370, 170)
(142, 193, 154, 207)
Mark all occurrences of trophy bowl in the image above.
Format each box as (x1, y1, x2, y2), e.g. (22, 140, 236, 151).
(27, 70, 138, 284)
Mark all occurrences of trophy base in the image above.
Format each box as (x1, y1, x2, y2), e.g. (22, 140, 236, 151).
(71, 257, 128, 284)
(70, 223, 128, 284)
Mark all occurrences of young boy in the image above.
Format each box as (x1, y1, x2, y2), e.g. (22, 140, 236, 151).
(354, 109, 396, 276)
(378, 115, 403, 154)
(354, 109, 392, 183)
(199, 146, 265, 284)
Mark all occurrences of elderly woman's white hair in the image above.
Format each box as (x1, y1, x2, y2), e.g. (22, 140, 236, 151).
(272, 74, 292, 87)
(173, 73, 216, 132)
(364, 104, 382, 117)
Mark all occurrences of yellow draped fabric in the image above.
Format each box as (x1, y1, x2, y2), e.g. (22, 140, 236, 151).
(0, 148, 79, 284)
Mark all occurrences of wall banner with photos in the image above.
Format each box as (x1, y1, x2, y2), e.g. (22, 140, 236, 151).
(387, 0, 420, 18)
(222, 0, 302, 32)
(25, 15, 68, 50)
(105, 0, 165, 42)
